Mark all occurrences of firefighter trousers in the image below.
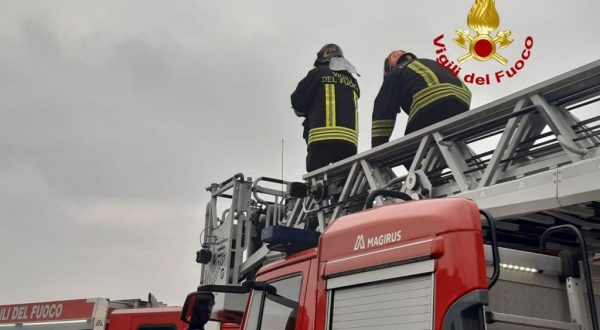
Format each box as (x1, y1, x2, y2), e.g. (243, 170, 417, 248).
(306, 142, 357, 172)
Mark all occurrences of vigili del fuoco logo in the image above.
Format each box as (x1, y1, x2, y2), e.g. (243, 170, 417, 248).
(433, 0, 534, 86)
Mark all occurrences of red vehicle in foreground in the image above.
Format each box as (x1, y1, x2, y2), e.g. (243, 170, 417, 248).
(183, 197, 599, 330)
(0, 297, 185, 330)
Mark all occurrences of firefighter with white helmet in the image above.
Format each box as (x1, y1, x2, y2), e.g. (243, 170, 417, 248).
(291, 44, 360, 171)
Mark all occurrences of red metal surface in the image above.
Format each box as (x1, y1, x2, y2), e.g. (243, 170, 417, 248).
(107, 308, 186, 330)
(317, 198, 487, 329)
(434, 231, 487, 329)
(241, 256, 314, 330)
(0, 299, 96, 324)
(239, 198, 487, 330)
(255, 248, 316, 277)
(319, 198, 483, 270)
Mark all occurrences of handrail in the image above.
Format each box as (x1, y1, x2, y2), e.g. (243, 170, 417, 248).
(540, 224, 599, 330)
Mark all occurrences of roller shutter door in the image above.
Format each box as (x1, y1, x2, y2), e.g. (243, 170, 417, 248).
(330, 274, 434, 330)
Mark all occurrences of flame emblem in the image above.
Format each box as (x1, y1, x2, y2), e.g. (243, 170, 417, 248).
(454, 0, 513, 65)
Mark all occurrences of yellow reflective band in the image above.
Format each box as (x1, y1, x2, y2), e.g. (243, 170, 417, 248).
(372, 128, 394, 137)
(413, 83, 469, 103)
(331, 84, 336, 126)
(372, 119, 396, 129)
(407, 61, 439, 86)
(309, 135, 357, 145)
(308, 126, 358, 145)
(411, 90, 467, 118)
(310, 126, 357, 134)
(309, 131, 357, 141)
(325, 84, 331, 127)
(409, 88, 471, 121)
(308, 133, 358, 145)
(353, 91, 358, 133)
(412, 91, 470, 114)
(411, 84, 471, 113)
(416, 87, 470, 112)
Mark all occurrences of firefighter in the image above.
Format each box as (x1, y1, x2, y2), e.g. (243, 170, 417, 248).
(291, 43, 360, 172)
(371, 50, 471, 147)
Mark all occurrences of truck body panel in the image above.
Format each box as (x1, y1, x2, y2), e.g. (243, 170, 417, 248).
(235, 198, 489, 330)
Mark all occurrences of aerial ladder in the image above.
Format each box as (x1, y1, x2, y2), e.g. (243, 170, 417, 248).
(197, 60, 600, 329)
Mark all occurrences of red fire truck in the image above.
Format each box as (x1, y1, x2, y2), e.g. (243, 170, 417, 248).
(182, 199, 508, 329)
(0, 297, 186, 330)
(181, 60, 600, 330)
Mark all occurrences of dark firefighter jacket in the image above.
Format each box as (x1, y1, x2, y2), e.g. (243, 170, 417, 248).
(291, 66, 360, 147)
(372, 58, 471, 146)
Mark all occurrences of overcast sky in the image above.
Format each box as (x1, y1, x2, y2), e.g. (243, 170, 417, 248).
(1, 0, 599, 309)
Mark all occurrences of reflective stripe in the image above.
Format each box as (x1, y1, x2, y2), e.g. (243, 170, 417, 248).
(409, 84, 471, 121)
(309, 126, 358, 145)
(411, 91, 470, 120)
(372, 128, 394, 137)
(331, 84, 336, 126)
(372, 119, 396, 129)
(407, 61, 439, 86)
(310, 126, 357, 135)
(325, 84, 337, 127)
(353, 91, 359, 133)
(325, 84, 331, 127)
(412, 83, 469, 102)
(372, 119, 396, 138)
(411, 85, 470, 113)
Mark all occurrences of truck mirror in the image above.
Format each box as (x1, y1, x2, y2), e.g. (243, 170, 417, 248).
(289, 182, 309, 198)
(242, 281, 277, 294)
(181, 292, 215, 328)
(196, 284, 250, 294)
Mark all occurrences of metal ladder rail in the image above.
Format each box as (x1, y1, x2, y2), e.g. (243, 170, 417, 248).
(296, 107, 599, 233)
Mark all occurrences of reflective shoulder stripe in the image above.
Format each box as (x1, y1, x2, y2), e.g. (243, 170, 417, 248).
(407, 61, 440, 86)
